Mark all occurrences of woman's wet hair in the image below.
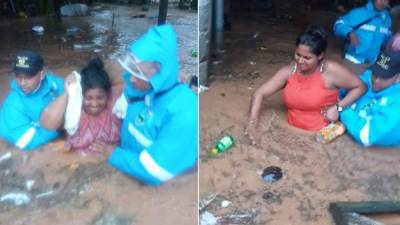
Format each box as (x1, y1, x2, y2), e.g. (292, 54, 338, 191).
(81, 58, 111, 94)
(296, 25, 328, 56)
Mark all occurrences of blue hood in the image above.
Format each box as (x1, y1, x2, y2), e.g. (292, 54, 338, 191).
(123, 24, 179, 99)
(366, 0, 375, 12)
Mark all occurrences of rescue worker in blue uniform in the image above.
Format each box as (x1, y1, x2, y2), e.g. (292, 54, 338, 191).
(340, 48, 400, 146)
(0, 51, 64, 150)
(333, 0, 392, 75)
(107, 24, 198, 185)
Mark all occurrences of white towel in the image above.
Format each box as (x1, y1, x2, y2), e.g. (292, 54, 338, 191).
(112, 93, 128, 119)
(64, 71, 83, 135)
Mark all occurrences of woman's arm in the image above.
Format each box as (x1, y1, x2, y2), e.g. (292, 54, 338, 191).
(324, 61, 366, 121)
(246, 65, 292, 143)
(40, 74, 75, 130)
(40, 92, 68, 130)
(328, 61, 366, 107)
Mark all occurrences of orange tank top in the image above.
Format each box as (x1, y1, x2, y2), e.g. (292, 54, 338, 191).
(283, 70, 339, 131)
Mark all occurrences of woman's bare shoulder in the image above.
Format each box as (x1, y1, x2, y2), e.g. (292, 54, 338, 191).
(325, 60, 342, 70)
(325, 60, 353, 76)
(275, 64, 294, 78)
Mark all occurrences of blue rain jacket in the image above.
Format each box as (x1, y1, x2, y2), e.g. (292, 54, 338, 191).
(333, 0, 391, 65)
(0, 72, 64, 150)
(340, 69, 400, 146)
(108, 24, 198, 185)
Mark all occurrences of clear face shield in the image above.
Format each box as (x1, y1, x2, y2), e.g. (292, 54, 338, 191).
(118, 52, 149, 82)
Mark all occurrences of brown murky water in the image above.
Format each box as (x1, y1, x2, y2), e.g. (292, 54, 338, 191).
(0, 4, 198, 225)
(0, 3, 198, 100)
(200, 10, 400, 225)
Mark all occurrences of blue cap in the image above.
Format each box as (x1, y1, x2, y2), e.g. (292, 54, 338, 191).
(13, 51, 44, 76)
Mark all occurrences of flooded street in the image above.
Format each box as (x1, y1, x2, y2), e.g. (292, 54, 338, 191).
(0, 4, 198, 225)
(0, 4, 198, 101)
(200, 10, 400, 225)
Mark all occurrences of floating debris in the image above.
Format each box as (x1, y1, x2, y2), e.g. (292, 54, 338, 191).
(36, 190, 57, 199)
(61, 4, 88, 17)
(69, 162, 80, 170)
(0, 193, 31, 206)
(131, 14, 146, 18)
(262, 166, 283, 183)
(26, 180, 35, 191)
(32, 26, 44, 34)
(200, 211, 217, 225)
(190, 49, 198, 57)
(199, 85, 209, 93)
(346, 212, 385, 225)
(221, 200, 232, 208)
(0, 152, 12, 163)
(199, 193, 218, 211)
(262, 192, 274, 200)
(220, 209, 257, 224)
(211, 135, 234, 156)
(91, 212, 133, 225)
(212, 60, 223, 65)
(190, 76, 198, 88)
(67, 27, 81, 35)
(74, 43, 95, 50)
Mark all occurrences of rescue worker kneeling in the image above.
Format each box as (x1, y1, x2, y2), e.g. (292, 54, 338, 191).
(106, 24, 198, 185)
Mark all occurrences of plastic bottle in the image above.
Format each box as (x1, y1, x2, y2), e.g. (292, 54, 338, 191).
(211, 135, 234, 156)
(315, 122, 346, 144)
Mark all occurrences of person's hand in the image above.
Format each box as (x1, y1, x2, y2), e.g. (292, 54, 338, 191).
(87, 141, 103, 153)
(245, 120, 259, 145)
(64, 73, 77, 94)
(348, 32, 359, 46)
(323, 105, 339, 122)
(87, 140, 109, 153)
(86, 140, 115, 159)
(102, 143, 115, 159)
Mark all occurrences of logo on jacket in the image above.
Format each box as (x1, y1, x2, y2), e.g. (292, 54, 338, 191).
(135, 108, 153, 126)
(135, 111, 145, 126)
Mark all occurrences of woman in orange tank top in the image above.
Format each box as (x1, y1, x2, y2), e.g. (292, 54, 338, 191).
(245, 25, 366, 144)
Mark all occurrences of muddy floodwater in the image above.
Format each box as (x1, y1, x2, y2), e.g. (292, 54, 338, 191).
(0, 4, 198, 225)
(200, 10, 400, 225)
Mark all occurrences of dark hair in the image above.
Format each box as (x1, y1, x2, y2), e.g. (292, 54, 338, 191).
(80, 58, 111, 94)
(296, 25, 328, 56)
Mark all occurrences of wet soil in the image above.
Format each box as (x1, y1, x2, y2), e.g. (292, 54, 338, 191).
(0, 4, 197, 225)
(200, 11, 400, 225)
